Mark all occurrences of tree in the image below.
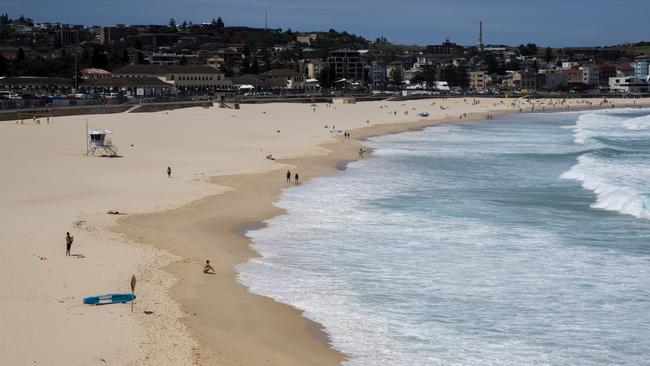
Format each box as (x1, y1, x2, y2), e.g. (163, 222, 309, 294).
(169, 18, 176, 28)
(181, 20, 188, 30)
(122, 49, 130, 64)
(216, 17, 224, 30)
(504, 59, 521, 71)
(318, 65, 334, 88)
(0, 54, 8, 74)
(420, 65, 437, 84)
(389, 67, 404, 88)
(544, 47, 553, 62)
(137, 52, 146, 64)
(16, 47, 25, 62)
(179, 55, 188, 65)
(250, 59, 259, 75)
(91, 46, 108, 69)
(518, 43, 538, 57)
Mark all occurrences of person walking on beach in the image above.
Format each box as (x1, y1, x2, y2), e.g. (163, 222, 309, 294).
(65, 232, 73, 256)
(203, 260, 215, 274)
(286, 170, 291, 183)
(294, 173, 299, 185)
(167, 166, 172, 178)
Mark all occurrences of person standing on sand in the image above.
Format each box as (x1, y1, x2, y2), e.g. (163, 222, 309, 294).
(203, 260, 215, 274)
(65, 232, 73, 256)
(167, 166, 172, 178)
(286, 170, 291, 183)
(295, 173, 299, 184)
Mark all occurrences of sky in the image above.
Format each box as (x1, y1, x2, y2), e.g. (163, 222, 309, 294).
(4, 0, 650, 47)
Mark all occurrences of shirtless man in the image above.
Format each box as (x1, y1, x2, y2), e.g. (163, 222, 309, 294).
(65, 232, 73, 256)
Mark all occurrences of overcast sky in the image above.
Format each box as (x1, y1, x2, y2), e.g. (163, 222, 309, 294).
(5, 0, 650, 47)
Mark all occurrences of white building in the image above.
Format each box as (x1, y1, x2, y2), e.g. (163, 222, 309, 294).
(609, 76, 650, 93)
(580, 64, 600, 86)
(634, 57, 650, 79)
(562, 62, 579, 69)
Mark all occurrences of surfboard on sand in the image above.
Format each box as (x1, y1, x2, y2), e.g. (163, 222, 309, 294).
(83, 293, 136, 305)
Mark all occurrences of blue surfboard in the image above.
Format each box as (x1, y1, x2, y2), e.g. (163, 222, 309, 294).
(83, 293, 136, 305)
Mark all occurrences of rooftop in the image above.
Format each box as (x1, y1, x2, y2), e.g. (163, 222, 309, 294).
(112, 65, 222, 75)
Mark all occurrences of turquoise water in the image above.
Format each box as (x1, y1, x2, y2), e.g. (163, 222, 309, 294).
(238, 108, 650, 365)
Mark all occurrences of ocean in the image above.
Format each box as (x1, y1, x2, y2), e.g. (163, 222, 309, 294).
(238, 108, 650, 365)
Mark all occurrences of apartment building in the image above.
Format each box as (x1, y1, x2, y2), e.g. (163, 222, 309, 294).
(327, 49, 365, 82)
(469, 71, 488, 89)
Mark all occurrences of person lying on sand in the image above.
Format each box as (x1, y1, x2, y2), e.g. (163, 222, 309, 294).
(203, 260, 215, 274)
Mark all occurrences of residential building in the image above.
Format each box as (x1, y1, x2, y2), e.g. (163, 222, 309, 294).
(100, 25, 137, 45)
(598, 64, 617, 87)
(425, 40, 463, 55)
(386, 61, 404, 80)
(296, 33, 317, 45)
(469, 71, 488, 89)
(580, 64, 599, 86)
(368, 61, 386, 88)
(561, 62, 579, 69)
(609, 76, 650, 93)
(634, 56, 650, 79)
(513, 70, 537, 90)
(615, 62, 635, 77)
(306, 59, 326, 80)
(566, 68, 583, 85)
(538, 69, 568, 90)
(327, 49, 365, 82)
(56, 29, 79, 46)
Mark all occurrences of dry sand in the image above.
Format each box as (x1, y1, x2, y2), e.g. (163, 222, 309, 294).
(1, 97, 648, 365)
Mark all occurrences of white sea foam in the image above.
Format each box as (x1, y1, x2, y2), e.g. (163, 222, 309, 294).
(561, 155, 650, 219)
(562, 109, 650, 219)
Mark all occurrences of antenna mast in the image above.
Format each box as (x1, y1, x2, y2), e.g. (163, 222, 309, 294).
(478, 21, 484, 52)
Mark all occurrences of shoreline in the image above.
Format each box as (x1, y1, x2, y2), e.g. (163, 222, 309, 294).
(116, 116, 453, 365)
(2, 97, 649, 366)
(115, 100, 650, 365)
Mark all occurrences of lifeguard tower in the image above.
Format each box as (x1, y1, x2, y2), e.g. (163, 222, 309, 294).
(87, 129, 118, 156)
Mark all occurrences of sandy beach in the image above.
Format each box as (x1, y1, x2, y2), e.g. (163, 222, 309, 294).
(1, 96, 648, 365)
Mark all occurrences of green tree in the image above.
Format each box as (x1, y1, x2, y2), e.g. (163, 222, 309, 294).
(0, 54, 8, 74)
(318, 65, 334, 88)
(389, 67, 404, 88)
(16, 47, 25, 62)
(544, 47, 553, 62)
(216, 17, 224, 30)
(420, 65, 437, 84)
(91, 46, 108, 69)
(169, 18, 176, 29)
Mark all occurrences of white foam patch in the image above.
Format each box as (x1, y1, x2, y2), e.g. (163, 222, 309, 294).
(562, 110, 650, 219)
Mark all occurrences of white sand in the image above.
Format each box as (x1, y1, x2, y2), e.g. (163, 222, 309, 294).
(0, 97, 646, 365)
